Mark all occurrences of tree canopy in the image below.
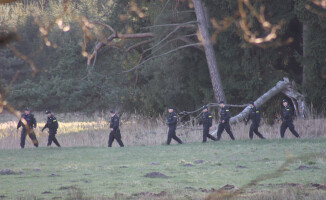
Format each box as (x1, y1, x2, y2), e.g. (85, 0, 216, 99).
(0, 0, 325, 118)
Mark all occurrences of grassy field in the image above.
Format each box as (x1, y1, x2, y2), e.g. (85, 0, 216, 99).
(0, 112, 326, 199)
(0, 139, 326, 199)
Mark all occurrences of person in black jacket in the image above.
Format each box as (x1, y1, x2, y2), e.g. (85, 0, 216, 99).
(199, 105, 217, 142)
(42, 110, 61, 147)
(216, 101, 235, 141)
(166, 107, 183, 145)
(108, 109, 124, 147)
(17, 107, 39, 148)
(280, 99, 300, 138)
(245, 101, 265, 140)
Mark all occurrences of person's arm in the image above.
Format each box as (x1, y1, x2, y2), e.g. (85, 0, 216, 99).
(171, 113, 177, 125)
(17, 119, 22, 130)
(245, 110, 251, 124)
(225, 108, 231, 122)
(53, 117, 58, 130)
(199, 114, 204, 125)
(42, 122, 48, 132)
(255, 108, 260, 123)
(32, 115, 37, 128)
(208, 113, 213, 127)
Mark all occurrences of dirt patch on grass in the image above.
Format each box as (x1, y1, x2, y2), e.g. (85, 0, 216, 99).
(194, 160, 204, 164)
(296, 165, 320, 170)
(49, 174, 59, 177)
(58, 186, 78, 190)
(144, 172, 169, 178)
(306, 183, 326, 190)
(183, 163, 194, 167)
(0, 169, 17, 175)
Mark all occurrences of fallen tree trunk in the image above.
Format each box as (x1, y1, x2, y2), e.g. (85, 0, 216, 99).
(211, 77, 308, 135)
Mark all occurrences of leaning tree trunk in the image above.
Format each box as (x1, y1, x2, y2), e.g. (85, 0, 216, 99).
(302, 24, 308, 85)
(211, 77, 308, 135)
(193, 0, 226, 103)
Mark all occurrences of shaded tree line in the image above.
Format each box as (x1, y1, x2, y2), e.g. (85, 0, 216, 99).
(0, 0, 325, 120)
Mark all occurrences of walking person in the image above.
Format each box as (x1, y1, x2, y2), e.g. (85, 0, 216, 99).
(199, 105, 217, 142)
(245, 101, 265, 139)
(280, 99, 300, 138)
(216, 101, 235, 141)
(41, 110, 61, 147)
(166, 107, 183, 145)
(17, 107, 39, 148)
(108, 109, 124, 147)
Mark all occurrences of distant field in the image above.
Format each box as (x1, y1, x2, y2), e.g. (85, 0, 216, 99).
(0, 139, 325, 199)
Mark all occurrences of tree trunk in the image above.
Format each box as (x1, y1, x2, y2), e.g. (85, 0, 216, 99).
(282, 80, 308, 118)
(229, 78, 290, 124)
(210, 77, 308, 135)
(302, 24, 308, 85)
(192, 0, 226, 103)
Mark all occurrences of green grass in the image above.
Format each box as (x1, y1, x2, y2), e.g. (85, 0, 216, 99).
(0, 139, 326, 199)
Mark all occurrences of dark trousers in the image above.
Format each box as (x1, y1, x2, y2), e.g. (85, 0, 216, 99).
(280, 121, 300, 138)
(20, 129, 38, 148)
(167, 127, 183, 145)
(48, 131, 61, 147)
(249, 123, 265, 139)
(108, 129, 124, 147)
(203, 127, 216, 142)
(216, 123, 235, 141)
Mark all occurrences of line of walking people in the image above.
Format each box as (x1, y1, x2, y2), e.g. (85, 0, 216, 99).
(166, 99, 300, 145)
(16, 99, 300, 148)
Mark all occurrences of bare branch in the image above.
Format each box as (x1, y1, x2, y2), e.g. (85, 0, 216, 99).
(142, 21, 198, 54)
(126, 39, 154, 52)
(141, 21, 198, 29)
(89, 21, 117, 36)
(117, 33, 154, 39)
(119, 43, 201, 73)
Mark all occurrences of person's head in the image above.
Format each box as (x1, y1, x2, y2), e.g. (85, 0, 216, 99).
(249, 101, 254, 108)
(45, 110, 52, 117)
(109, 109, 115, 116)
(218, 101, 225, 108)
(168, 106, 174, 113)
(24, 107, 30, 115)
(282, 99, 288, 107)
(202, 105, 208, 112)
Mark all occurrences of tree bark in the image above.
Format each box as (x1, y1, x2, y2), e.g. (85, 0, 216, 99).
(211, 77, 308, 135)
(229, 78, 290, 124)
(282, 80, 308, 118)
(192, 0, 226, 103)
(302, 24, 308, 85)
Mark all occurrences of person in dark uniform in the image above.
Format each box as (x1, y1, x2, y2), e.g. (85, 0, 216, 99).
(166, 107, 183, 145)
(216, 101, 235, 141)
(17, 107, 39, 148)
(108, 109, 124, 147)
(245, 101, 265, 140)
(42, 110, 61, 147)
(199, 105, 217, 142)
(280, 99, 300, 138)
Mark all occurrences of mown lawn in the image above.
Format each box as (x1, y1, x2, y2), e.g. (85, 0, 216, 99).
(0, 138, 325, 199)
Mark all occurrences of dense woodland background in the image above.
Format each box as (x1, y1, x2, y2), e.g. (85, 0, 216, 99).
(0, 0, 325, 120)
